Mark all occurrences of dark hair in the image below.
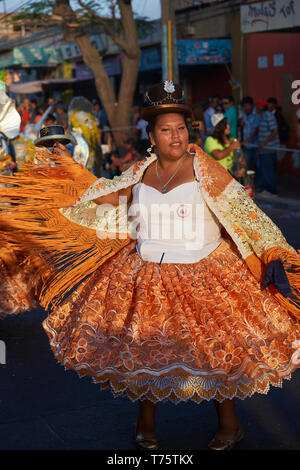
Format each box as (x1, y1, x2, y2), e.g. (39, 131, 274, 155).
(209, 94, 219, 102)
(241, 96, 254, 106)
(223, 95, 235, 104)
(267, 97, 277, 105)
(46, 113, 56, 123)
(30, 99, 37, 105)
(192, 106, 204, 122)
(146, 114, 189, 137)
(126, 137, 136, 147)
(56, 102, 65, 111)
(211, 118, 228, 146)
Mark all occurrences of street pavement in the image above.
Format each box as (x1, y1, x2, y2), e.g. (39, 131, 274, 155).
(0, 200, 300, 451)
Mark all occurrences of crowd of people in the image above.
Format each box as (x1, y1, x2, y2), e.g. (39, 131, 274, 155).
(193, 94, 290, 197)
(12, 90, 292, 199)
(95, 92, 290, 198)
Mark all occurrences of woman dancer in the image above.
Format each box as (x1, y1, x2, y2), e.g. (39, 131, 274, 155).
(0, 82, 299, 451)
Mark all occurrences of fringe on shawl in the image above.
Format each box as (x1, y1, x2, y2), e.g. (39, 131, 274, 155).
(0, 148, 130, 310)
(260, 247, 300, 320)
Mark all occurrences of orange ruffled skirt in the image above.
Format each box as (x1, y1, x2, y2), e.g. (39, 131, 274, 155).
(43, 239, 300, 403)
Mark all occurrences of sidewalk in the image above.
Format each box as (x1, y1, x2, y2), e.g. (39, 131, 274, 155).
(254, 174, 300, 211)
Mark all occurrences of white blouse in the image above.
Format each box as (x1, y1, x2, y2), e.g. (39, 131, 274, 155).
(129, 180, 222, 264)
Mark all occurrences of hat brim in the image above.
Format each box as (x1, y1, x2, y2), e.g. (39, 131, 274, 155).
(142, 104, 192, 122)
(34, 134, 76, 147)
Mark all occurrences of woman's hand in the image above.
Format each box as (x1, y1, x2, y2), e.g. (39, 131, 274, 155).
(229, 140, 241, 151)
(235, 167, 246, 178)
(93, 185, 133, 206)
(52, 142, 72, 157)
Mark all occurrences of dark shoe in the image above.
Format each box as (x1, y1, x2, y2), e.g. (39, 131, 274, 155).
(208, 425, 244, 451)
(134, 424, 159, 450)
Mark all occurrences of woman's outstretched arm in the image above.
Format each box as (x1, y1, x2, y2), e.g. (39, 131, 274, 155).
(93, 185, 133, 206)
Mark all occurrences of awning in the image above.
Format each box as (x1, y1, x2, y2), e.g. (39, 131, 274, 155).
(0, 47, 62, 68)
(8, 78, 80, 94)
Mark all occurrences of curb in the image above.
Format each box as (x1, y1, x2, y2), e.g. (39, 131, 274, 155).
(255, 195, 300, 211)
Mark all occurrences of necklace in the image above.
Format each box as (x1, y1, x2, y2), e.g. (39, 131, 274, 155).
(155, 154, 187, 193)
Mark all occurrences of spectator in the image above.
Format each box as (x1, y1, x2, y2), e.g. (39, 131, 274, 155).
(204, 113, 246, 179)
(47, 97, 55, 107)
(132, 106, 141, 126)
(190, 105, 206, 147)
(92, 100, 101, 126)
(136, 116, 148, 140)
(136, 115, 150, 155)
(100, 106, 108, 129)
(29, 99, 39, 124)
(256, 99, 280, 196)
(43, 114, 57, 127)
(240, 96, 260, 170)
(296, 109, 300, 149)
(267, 97, 289, 144)
(223, 95, 238, 138)
(204, 94, 219, 136)
(110, 137, 141, 172)
(20, 98, 30, 131)
(55, 103, 68, 130)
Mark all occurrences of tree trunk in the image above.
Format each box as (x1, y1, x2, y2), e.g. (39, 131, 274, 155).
(54, 0, 141, 148)
(112, 0, 141, 146)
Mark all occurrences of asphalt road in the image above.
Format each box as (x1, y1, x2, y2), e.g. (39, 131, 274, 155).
(0, 203, 300, 451)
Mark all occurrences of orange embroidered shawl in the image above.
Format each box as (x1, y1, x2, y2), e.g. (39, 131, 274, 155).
(0, 145, 299, 318)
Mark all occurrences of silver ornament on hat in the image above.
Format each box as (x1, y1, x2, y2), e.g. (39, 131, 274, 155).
(163, 80, 175, 94)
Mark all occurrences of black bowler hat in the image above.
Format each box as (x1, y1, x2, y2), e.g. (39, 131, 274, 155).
(34, 125, 76, 147)
(142, 80, 192, 121)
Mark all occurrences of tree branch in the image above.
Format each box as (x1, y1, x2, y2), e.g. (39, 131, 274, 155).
(117, 0, 140, 57)
(77, 0, 127, 50)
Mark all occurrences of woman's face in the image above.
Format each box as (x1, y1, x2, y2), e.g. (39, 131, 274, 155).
(225, 122, 231, 136)
(149, 113, 189, 161)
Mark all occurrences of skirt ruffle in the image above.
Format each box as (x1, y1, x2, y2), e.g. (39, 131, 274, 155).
(43, 239, 300, 403)
(0, 251, 40, 319)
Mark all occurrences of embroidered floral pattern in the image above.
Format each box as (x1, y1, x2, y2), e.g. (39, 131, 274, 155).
(43, 239, 300, 403)
(249, 211, 258, 220)
(260, 340, 288, 368)
(0, 253, 41, 318)
(210, 343, 243, 372)
(251, 231, 261, 241)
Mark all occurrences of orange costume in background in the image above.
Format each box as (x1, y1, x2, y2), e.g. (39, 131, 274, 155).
(0, 145, 299, 403)
(0, 240, 41, 318)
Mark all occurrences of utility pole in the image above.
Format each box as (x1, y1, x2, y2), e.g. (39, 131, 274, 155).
(20, 0, 25, 37)
(161, 0, 179, 83)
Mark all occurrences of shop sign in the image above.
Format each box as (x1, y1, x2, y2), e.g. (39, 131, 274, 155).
(0, 48, 62, 67)
(173, 0, 205, 11)
(241, 0, 300, 33)
(61, 35, 106, 60)
(177, 39, 232, 65)
(76, 55, 121, 79)
(139, 46, 162, 72)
